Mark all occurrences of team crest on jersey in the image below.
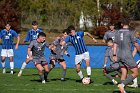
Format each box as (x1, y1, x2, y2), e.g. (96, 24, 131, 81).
(77, 36, 80, 39)
(33, 35, 37, 39)
(8, 33, 11, 36)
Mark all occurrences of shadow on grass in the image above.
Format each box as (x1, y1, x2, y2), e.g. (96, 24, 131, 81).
(103, 82, 114, 85)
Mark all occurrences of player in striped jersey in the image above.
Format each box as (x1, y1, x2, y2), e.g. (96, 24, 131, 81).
(18, 21, 42, 76)
(0, 22, 20, 74)
(61, 25, 97, 82)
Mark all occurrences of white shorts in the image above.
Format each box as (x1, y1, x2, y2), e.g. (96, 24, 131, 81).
(26, 51, 32, 58)
(1, 49, 14, 57)
(75, 52, 90, 65)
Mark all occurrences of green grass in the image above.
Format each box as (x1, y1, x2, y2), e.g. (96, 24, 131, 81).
(0, 68, 139, 93)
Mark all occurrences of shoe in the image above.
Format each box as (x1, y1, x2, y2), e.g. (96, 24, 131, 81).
(118, 84, 125, 93)
(127, 84, 138, 88)
(112, 79, 118, 85)
(61, 78, 66, 81)
(42, 80, 46, 84)
(2, 68, 6, 74)
(10, 71, 14, 74)
(18, 71, 22, 77)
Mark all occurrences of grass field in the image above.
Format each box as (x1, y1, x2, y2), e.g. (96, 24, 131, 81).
(0, 68, 140, 93)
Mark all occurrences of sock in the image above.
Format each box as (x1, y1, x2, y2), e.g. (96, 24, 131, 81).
(122, 75, 135, 86)
(87, 67, 91, 77)
(44, 72, 49, 81)
(1, 62, 5, 69)
(40, 75, 45, 81)
(77, 70, 84, 79)
(21, 62, 27, 70)
(133, 77, 138, 85)
(10, 62, 14, 71)
(61, 69, 66, 79)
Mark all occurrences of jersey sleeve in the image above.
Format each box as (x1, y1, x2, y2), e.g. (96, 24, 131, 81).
(130, 31, 137, 43)
(103, 32, 108, 40)
(12, 30, 18, 38)
(28, 41, 34, 49)
(78, 31, 84, 37)
(65, 36, 70, 43)
(24, 31, 30, 42)
(114, 31, 118, 44)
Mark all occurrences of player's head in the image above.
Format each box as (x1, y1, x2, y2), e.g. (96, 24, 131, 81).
(135, 31, 140, 39)
(37, 32, 46, 43)
(67, 25, 76, 36)
(107, 38, 113, 47)
(32, 21, 38, 30)
(109, 23, 115, 31)
(5, 22, 11, 31)
(62, 29, 68, 38)
(121, 18, 130, 26)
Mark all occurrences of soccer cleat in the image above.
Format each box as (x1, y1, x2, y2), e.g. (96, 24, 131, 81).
(112, 79, 118, 85)
(127, 84, 138, 88)
(2, 68, 6, 74)
(61, 78, 65, 81)
(118, 84, 125, 93)
(42, 80, 46, 84)
(18, 71, 22, 77)
(10, 71, 14, 74)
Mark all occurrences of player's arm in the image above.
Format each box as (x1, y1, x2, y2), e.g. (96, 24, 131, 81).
(28, 41, 34, 60)
(113, 43, 117, 62)
(103, 49, 108, 68)
(24, 31, 30, 43)
(134, 42, 140, 52)
(132, 47, 137, 57)
(84, 32, 97, 43)
(15, 35, 20, 50)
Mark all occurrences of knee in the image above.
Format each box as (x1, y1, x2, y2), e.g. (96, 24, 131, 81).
(76, 68, 80, 73)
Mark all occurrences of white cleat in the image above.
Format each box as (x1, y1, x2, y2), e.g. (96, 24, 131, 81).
(42, 80, 46, 84)
(18, 71, 22, 77)
(127, 84, 138, 88)
(2, 68, 6, 74)
(112, 80, 118, 85)
(10, 71, 14, 74)
(61, 78, 65, 81)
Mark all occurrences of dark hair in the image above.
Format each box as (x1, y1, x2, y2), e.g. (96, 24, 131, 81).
(38, 32, 46, 38)
(106, 38, 113, 43)
(121, 18, 130, 25)
(32, 21, 38, 25)
(67, 25, 75, 34)
(62, 29, 68, 34)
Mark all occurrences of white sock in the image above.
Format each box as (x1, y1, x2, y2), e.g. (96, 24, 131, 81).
(77, 70, 84, 79)
(10, 62, 14, 70)
(87, 67, 91, 76)
(133, 78, 138, 85)
(21, 62, 27, 70)
(1, 62, 5, 68)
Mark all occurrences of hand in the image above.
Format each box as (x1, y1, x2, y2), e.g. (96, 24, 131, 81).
(113, 56, 117, 62)
(29, 56, 33, 60)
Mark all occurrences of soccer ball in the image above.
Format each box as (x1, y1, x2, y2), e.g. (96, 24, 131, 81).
(82, 77, 90, 85)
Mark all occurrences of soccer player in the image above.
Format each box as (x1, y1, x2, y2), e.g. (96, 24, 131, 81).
(0, 22, 20, 74)
(18, 21, 42, 76)
(103, 38, 120, 85)
(49, 29, 69, 81)
(28, 32, 49, 83)
(103, 23, 116, 43)
(127, 31, 140, 88)
(113, 19, 139, 93)
(61, 25, 97, 82)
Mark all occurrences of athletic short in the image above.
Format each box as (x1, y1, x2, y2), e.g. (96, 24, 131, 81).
(1, 49, 14, 57)
(75, 52, 90, 65)
(33, 57, 48, 66)
(26, 51, 32, 58)
(117, 56, 137, 69)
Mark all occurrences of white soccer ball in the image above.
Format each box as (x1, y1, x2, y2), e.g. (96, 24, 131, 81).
(82, 77, 90, 85)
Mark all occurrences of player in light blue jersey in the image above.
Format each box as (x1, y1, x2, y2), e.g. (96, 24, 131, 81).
(61, 25, 97, 82)
(0, 22, 20, 74)
(18, 21, 42, 76)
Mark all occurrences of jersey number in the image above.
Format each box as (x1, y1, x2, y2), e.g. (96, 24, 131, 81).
(120, 33, 123, 41)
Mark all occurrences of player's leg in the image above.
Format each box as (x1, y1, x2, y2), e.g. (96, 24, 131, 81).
(1, 49, 7, 74)
(43, 62, 49, 82)
(18, 58, 32, 77)
(8, 49, 14, 74)
(59, 60, 67, 81)
(49, 59, 56, 73)
(75, 55, 83, 80)
(84, 52, 91, 78)
(1, 56, 6, 74)
(36, 63, 46, 83)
